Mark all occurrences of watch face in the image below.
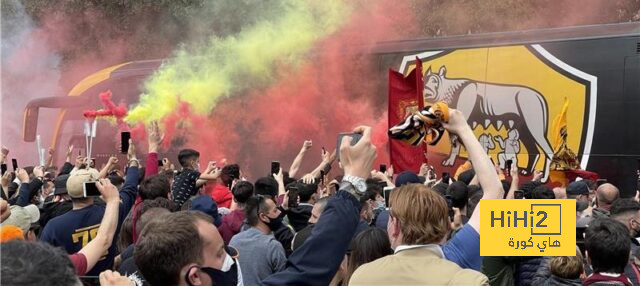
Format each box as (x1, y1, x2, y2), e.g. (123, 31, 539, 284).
(354, 181, 367, 194)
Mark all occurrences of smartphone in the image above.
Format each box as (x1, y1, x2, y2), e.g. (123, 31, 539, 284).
(158, 159, 164, 167)
(83, 182, 101, 197)
(79, 276, 100, 286)
(11, 159, 18, 171)
(383, 186, 393, 208)
(444, 194, 454, 219)
(320, 170, 325, 184)
(505, 159, 513, 174)
(271, 161, 280, 176)
(288, 187, 299, 209)
(90, 158, 96, 168)
(380, 164, 387, 173)
(442, 172, 450, 184)
(120, 131, 131, 154)
(514, 190, 524, 199)
(1, 164, 6, 175)
(596, 179, 607, 186)
(336, 133, 363, 161)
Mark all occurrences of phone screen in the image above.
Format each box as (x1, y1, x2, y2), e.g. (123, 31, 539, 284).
(11, 159, 18, 171)
(158, 159, 163, 167)
(505, 159, 513, 172)
(83, 182, 101, 197)
(380, 164, 387, 173)
(383, 186, 393, 208)
(1, 164, 6, 175)
(271, 161, 280, 176)
(336, 133, 363, 161)
(288, 187, 299, 208)
(514, 190, 524, 199)
(120, 132, 131, 154)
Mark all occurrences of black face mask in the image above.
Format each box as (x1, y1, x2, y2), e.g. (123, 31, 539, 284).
(185, 259, 238, 286)
(264, 215, 283, 232)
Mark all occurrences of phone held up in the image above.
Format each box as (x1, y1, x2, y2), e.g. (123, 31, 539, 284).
(120, 132, 131, 154)
(336, 133, 362, 161)
(83, 182, 101, 197)
(271, 161, 280, 176)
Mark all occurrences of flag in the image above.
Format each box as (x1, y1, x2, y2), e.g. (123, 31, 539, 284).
(388, 57, 427, 173)
(551, 97, 569, 152)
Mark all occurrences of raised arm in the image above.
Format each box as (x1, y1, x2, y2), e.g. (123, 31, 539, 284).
(308, 149, 337, 179)
(45, 148, 55, 169)
(119, 140, 140, 220)
(288, 140, 312, 178)
(77, 179, 120, 275)
(145, 121, 164, 178)
(443, 109, 504, 233)
(99, 157, 119, 179)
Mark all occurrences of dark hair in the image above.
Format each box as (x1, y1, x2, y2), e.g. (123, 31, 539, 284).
(345, 228, 393, 284)
(531, 185, 555, 199)
(178, 149, 200, 168)
(521, 181, 543, 199)
(254, 177, 278, 199)
(585, 218, 630, 273)
(432, 182, 448, 196)
(610, 199, 640, 217)
(583, 179, 597, 191)
(136, 207, 171, 236)
(118, 213, 134, 253)
(1, 240, 78, 286)
(221, 164, 240, 186)
(446, 181, 469, 209)
(139, 175, 171, 200)
(138, 197, 176, 215)
(458, 169, 476, 185)
(108, 174, 125, 187)
(232, 181, 254, 204)
(366, 183, 383, 197)
(283, 172, 296, 187)
(135, 211, 211, 286)
(245, 195, 271, 226)
(467, 190, 483, 218)
(298, 183, 317, 203)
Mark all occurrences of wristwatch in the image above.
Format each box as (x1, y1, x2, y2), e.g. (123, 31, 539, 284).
(340, 175, 367, 198)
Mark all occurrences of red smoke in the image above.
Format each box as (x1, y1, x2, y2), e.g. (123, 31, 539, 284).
(162, 0, 420, 178)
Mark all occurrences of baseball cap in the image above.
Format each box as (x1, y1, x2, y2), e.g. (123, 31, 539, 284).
(395, 171, 425, 187)
(190, 196, 222, 227)
(53, 174, 70, 195)
(66, 169, 100, 198)
(567, 181, 589, 196)
(1, 205, 40, 233)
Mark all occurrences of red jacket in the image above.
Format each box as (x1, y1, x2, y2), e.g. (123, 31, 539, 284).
(209, 184, 232, 209)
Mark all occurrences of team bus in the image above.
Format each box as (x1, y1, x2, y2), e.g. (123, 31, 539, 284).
(23, 22, 640, 194)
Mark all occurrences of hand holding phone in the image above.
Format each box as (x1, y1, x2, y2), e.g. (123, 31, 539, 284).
(83, 182, 101, 197)
(11, 159, 18, 171)
(379, 164, 387, 173)
(288, 187, 299, 209)
(336, 133, 363, 161)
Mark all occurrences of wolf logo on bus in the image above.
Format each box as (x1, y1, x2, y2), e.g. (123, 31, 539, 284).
(400, 45, 597, 181)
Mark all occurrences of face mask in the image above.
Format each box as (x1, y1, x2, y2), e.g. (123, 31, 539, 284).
(264, 215, 283, 231)
(185, 254, 238, 286)
(376, 201, 385, 210)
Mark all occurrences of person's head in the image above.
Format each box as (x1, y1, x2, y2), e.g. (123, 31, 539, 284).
(118, 214, 134, 253)
(245, 195, 281, 232)
(457, 169, 476, 185)
(136, 207, 171, 238)
(220, 164, 240, 187)
(567, 181, 591, 202)
(446, 181, 469, 210)
(585, 218, 630, 274)
(231, 181, 253, 206)
(1, 205, 40, 241)
(178, 149, 200, 169)
(135, 211, 233, 286)
(387, 184, 450, 249)
(190, 196, 222, 227)
(610, 198, 640, 237)
(309, 197, 328, 224)
(549, 249, 584, 279)
(139, 174, 171, 200)
(1, 240, 80, 286)
(394, 171, 424, 187)
(66, 168, 100, 206)
(254, 177, 278, 199)
(596, 183, 619, 210)
(42, 180, 54, 197)
(359, 195, 374, 224)
(345, 227, 393, 284)
(298, 182, 317, 204)
(467, 189, 483, 218)
(531, 185, 555, 200)
(521, 181, 543, 199)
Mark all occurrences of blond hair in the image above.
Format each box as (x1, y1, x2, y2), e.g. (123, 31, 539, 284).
(549, 249, 584, 279)
(389, 184, 450, 245)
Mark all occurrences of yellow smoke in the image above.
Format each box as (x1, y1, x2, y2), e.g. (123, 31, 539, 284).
(126, 0, 351, 124)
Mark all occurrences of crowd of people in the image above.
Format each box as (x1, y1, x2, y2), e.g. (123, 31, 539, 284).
(1, 108, 639, 286)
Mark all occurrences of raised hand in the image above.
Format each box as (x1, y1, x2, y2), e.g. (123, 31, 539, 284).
(33, 166, 44, 178)
(301, 173, 315, 184)
(147, 121, 164, 153)
(96, 178, 119, 204)
(127, 139, 137, 161)
(17, 169, 29, 183)
(339, 126, 377, 179)
(302, 140, 312, 151)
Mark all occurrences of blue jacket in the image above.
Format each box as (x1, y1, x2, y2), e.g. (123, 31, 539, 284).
(262, 190, 361, 286)
(41, 167, 139, 275)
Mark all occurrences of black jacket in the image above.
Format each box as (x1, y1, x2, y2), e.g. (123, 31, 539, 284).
(287, 203, 313, 232)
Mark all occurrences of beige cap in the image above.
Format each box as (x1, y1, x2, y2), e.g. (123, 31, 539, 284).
(67, 168, 101, 198)
(1, 205, 40, 233)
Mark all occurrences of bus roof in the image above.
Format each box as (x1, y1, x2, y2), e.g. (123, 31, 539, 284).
(372, 22, 640, 54)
